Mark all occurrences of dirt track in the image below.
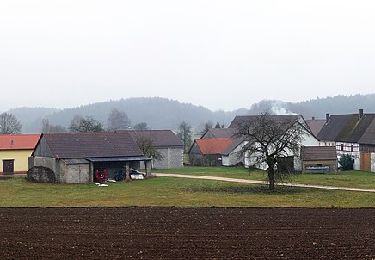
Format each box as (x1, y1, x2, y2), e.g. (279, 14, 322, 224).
(0, 208, 374, 259)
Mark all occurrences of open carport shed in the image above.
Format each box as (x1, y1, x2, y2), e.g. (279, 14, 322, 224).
(29, 132, 151, 183)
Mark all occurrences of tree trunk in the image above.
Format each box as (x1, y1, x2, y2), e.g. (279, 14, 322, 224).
(267, 164, 275, 190)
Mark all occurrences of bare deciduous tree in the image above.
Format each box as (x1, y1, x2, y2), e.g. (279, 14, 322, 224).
(235, 113, 306, 190)
(107, 108, 131, 131)
(214, 122, 224, 128)
(200, 121, 213, 136)
(69, 115, 104, 133)
(177, 121, 193, 153)
(136, 135, 163, 161)
(41, 119, 67, 133)
(133, 122, 149, 130)
(0, 113, 22, 134)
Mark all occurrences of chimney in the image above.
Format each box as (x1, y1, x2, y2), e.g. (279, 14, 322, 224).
(359, 109, 364, 120)
(326, 113, 330, 123)
(312, 116, 315, 120)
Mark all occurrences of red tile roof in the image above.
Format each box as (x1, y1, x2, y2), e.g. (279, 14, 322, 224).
(195, 138, 233, 155)
(0, 134, 40, 151)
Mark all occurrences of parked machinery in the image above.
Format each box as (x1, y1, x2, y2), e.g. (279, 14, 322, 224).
(94, 169, 109, 183)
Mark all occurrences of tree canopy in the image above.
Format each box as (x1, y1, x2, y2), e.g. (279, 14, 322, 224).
(69, 115, 104, 133)
(135, 135, 163, 162)
(133, 122, 149, 130)
(177, 121, 193, 153)
(0, 113, 22, 134)
(107, 108, 131, 131)
(41, 119, 67, 133)
(235, 113, 306, 190)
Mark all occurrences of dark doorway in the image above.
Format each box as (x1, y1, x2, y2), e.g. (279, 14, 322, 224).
(3, 160, 15, 174)
(277, 156, 294, 173)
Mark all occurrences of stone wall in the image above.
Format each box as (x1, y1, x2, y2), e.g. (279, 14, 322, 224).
(59, 162, 90, 183)
(153, 148, 183, 169)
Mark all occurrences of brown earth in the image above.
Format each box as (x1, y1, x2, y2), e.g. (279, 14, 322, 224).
(0, 208, 374, 259)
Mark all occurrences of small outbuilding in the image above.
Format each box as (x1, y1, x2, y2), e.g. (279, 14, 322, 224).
(29, 132, 151, 183)
(301, 146, 337, 173)
(126, 130, 184, 169)
(189, 138, 234, 166)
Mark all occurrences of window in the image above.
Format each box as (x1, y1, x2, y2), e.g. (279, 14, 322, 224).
(351, 145, 354, 152)
(341, 144, 344, 151)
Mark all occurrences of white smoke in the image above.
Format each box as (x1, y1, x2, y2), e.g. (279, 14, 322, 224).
(270, 101, 297, 115)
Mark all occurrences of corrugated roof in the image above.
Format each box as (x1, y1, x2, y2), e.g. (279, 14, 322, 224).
(125, 130, 183, 148)
(0, 134, 40, 151)
(301, 146, 337, 161)
(195, 138, 233, 155)
(40, 132, 143, 159)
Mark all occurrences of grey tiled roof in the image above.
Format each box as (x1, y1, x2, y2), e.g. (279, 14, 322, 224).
(305, 119, 326, 137)
(125, 130, 183, 148)
(317, 114, 375, 143)
(41, 132, 144, 159)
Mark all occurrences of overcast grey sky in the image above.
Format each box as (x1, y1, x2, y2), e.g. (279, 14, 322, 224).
(1, 0, 374, 112)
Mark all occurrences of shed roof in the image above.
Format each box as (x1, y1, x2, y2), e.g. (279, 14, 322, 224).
(301, 146, 337, 161)
(194, 138, 233, 155)
(305, 119, 326, 137)
(0, 134, 40, 151)
(38, 132, 143, 159)
(125, 130, 183, 148)
(202, 128, 236, 139)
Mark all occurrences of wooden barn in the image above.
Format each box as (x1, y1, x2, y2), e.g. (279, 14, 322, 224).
(188, 138, 234, 166)
(301, 146, 337, 173)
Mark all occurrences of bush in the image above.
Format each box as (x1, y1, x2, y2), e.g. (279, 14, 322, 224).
(339, 154, 354, 171)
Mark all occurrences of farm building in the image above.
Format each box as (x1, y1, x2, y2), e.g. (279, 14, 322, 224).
(29, 132, 151, 183)
(317, 109, 375, 171)
(0, 134, 40, 174)
(126, 130, 184, 169)
(201, 128, 236, 139)
(189, 138, 235, 166)
(301, 146, 337, 173)
(230, 115, 320, 171)
(305, 117, 326, 137)
(199, 128, 246, 166)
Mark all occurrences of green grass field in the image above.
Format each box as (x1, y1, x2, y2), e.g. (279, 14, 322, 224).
(0, 176, 375, 207)
(154, 167, 375, 189)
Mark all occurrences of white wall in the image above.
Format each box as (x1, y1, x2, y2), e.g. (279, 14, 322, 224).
(222, 142, 246, 166)
(336, 142, 360, 170)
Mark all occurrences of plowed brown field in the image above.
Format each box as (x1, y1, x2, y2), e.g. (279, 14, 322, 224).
(0, 208, 374, 259)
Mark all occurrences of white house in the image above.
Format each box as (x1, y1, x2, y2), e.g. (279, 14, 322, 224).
(229, 115, 320, 171)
